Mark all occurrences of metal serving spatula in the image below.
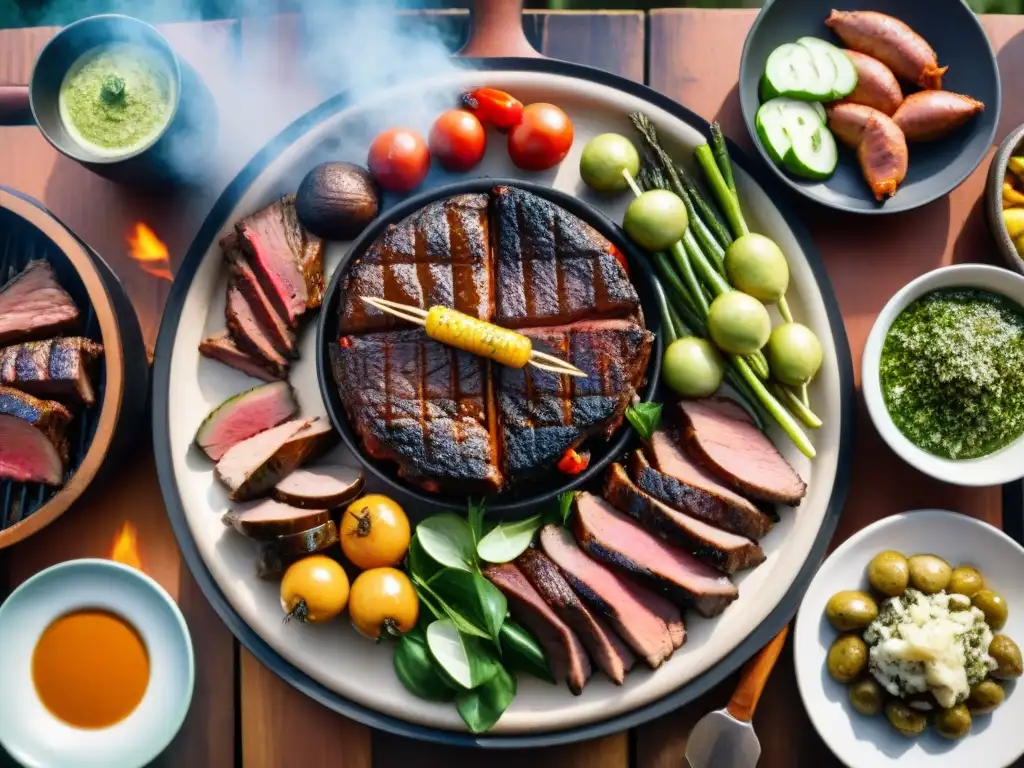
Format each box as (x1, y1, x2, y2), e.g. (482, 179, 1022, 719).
(685, 626, 790, 768)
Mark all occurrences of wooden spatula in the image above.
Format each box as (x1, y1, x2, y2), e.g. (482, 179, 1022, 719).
(685, 625, 790, 768)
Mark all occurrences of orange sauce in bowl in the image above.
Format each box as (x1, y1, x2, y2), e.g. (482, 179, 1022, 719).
(32, 609, 150, 729)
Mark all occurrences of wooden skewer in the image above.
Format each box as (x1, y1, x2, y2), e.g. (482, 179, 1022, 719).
(360, 296, 587, 378)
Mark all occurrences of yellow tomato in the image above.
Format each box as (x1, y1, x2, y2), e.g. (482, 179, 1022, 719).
(280, 555, 350, 624)
(340, 494, 411, 569)
(349, 567, 418, 640)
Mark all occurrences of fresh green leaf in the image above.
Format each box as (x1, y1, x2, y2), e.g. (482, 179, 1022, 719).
(467, 498, 486, 546)
(428, 568, 507, 642)
(407, 534, 442, 582)
(499, 619, 554, 683)
(476, 515, 542, 564)
(411, 573, 492, 640)
(543, 491, 577, 528)
(426, 619, 502, 690)
(417, 514, 477, 572)
(625, 402, 663, 441)
(393, 628, 458, 702)
(456, 665, 517, 734)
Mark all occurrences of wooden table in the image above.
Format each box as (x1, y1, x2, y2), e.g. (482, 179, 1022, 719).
(1, 8, 1022, 767)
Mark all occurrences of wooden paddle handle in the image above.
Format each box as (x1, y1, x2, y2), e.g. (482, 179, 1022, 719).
(456, 0, 542, 58)
(0, 86, 31, 126)
(725, 625, 790, 723)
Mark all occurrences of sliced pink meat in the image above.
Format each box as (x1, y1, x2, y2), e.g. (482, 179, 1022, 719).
(195, 381, 299, 461)
(0, 414, 64, 485)
(0, 261, 80, 346)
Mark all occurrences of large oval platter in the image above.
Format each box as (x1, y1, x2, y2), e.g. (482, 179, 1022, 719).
(153, 59, 855, 745)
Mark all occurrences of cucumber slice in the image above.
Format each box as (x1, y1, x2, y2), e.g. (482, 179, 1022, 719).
(764, 43, 832, 101)
(794, 39, 838, 100)
(810, 102, 827, 122)
(798, 37, 858, 99)
(756, 98, 824, 167)
(759, 73, 781, 103)
(783, 125, 838, 181)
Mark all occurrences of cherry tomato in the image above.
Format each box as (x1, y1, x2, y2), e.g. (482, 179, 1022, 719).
(340, 494, 411, 570)
(461, 87, 524, 132)
(557, 448, 590, 475)
(428, 109, 487, 172)
(367, 128, 430, 193)
(349, 567, 419, 640)
(507, 103, 574, 172)
(280, 556, 350, 624)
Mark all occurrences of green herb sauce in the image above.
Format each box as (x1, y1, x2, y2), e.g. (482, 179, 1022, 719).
(58, 44, 174, 156)
(880, 288, 1024, 459)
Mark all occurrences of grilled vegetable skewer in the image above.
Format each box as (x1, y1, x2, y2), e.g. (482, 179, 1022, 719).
(359, 297, 587, 378)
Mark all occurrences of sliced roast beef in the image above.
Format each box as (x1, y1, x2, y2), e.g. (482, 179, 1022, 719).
(222, 498, 331, 540)
(483, 562, 592, 694)
(0, 337, 103, 406)
(0, 386, 72, 460)
(272, 465, 364, 509)
(225, 284, 290, 380)
(331, 330, 503, 494)
(539, 524, 683, 668)
(603, 464, 765, 575)
(194, 381, 299, 461)
(516, 546, 636, 684)
(0, 415, 64, 484)
(492, 186, 641, 328)
(573, 492, 739, 618)
(199, 331, 283, 382)
(0, 261, 80, 346)
(679, 398, 806, 506)
(339, 194, 493, 333)
(236, 195, 324, 327)
(257, 519, 339, 579)
(635, 432, 774, 541)
(224, 236, 296, 358)
(496, 319, 652, 477)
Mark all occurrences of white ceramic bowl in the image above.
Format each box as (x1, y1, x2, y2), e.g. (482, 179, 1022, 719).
(795, 510, 1024, 768)
(862, 263, 1024, 486)
(0, 559, 195, 768)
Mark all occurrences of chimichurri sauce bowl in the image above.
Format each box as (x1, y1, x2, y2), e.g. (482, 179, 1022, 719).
(863, 264, 1024, 486)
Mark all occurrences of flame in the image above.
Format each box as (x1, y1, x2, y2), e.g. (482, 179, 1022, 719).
(109, 522, 143, 571)
(127, 223, 173, 281)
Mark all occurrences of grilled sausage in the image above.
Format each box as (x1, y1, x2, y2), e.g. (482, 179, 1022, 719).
(892, 91, 984, 142)
(826, 10, 946, 90)
(857, 113, 909, 201)
(827, 102, 881, 149)
(842, 50, 904, 116)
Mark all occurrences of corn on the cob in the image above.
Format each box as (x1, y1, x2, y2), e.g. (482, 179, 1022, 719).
(424, 306, 532, 368)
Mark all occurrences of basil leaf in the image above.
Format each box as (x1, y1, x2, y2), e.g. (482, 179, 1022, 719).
(426, 619, 502, 690)
(456, 665, 517, 734)
(499, 619, 554, 683)
(417, 514, 477, 572)
(407, 534, 442, 582)
(543, 491, 577, 528)
(625, 402, 662, 441)
(393, 628, 458, 702)
(411, 572, 491, 640)
(477, 515, 542, 564)
(429, 568, 507, 642)
(467, 498, 486, 546)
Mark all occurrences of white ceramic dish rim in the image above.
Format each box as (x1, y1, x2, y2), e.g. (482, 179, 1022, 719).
(151, 59, 855, 746)
(862, 263, 1024, 487)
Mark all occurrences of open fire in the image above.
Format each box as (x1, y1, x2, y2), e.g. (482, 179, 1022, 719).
(127, 223, 172, 282)
(109, 521, 143, 571)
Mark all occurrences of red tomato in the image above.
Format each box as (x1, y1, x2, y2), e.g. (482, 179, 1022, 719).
(461, 88, 524, 132)
(367, 128, 430, 193)
(429, 110, 487, 172)
(507, 103, 574, 172)
(557, 449, 590, 475)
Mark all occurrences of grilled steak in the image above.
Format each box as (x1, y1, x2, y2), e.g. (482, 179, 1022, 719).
(539, 524, 683, 668)
(679, 398, 807, 505)
(0, 387, 73, 484)
(492, 186, 640, 328)
(516, 546, 636, 684)
(236, 195, 324, 327)
(222, 499, 331, 540)
(496, 319, 652, 477)
(224, 235, 296, 358)
(634, 432, 774, 541)
(339, 194, 492, 333)
(331, 330, 502, 493)
(604, 464, 765, 574)
(0, 337, 103, 406)
(272, 465, 364, 510)
(225, 283, 290, 379)
(199, 331, 283, 382)
(0, 261, 80, 345)
(573, 492, 739, 618)
(483, 562, 592, 695)
(194, 381, 299, 461)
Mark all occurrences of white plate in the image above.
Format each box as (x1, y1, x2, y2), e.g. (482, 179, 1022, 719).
(794, 510, 1024, 768)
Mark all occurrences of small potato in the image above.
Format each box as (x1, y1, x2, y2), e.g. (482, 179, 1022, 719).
(892, 91, 984, 143)
(884, 701, 927, 737)
(908, 554, 952, 594)
(989, 635, 1023, 679)
(867, 550, 910, 596)
(827, 634, 868, 683)
(857, 112, 908, 201)
(934, 704, 972, 740)
(826, 10, 946, 89)
(949, 566, 984, 597)
(842, 49, 904, 116)
(967, 680, 1006, 714)
(848, 678, 884, 716)
(826, 590, 879, 631)
(974, 589, 1009, 631)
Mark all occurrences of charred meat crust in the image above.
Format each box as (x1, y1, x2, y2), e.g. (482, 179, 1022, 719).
(0, 337, 103, 406)
(0, 261, 80, 346)
(0, 386, 73, 461)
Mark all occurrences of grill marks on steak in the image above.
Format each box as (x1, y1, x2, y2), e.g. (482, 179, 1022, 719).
(330, 330, 502, 493)
(492, 186, 640, 328)
(0, 387, 73, 484)
(679, 398, 807, 506)
(0, 337, 103, 406)
(483, 562, 592, 695)
(0, 261, 80, 346)
(199, 332, 283, 382)
(496, 319, 652, 477)
(339, 194, 493, 333)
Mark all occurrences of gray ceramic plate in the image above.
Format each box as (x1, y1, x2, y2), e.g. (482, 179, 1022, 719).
(739, 0, 1001, 214)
